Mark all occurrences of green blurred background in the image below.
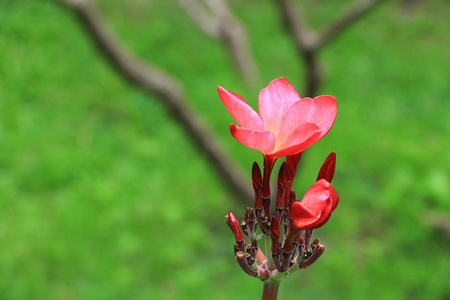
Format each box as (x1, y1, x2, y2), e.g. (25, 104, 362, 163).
(1, 0, 449, 299)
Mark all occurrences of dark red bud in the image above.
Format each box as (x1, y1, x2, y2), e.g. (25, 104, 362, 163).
(276, 163, 288, 209)
(252, 162, 263, 187)
(225, 211, 244, 242)
(299, 242, 326, 269)
(252, 162, 263, 209)
(263, 198, 271, 220)
(287, 190, 296, 209)
(244, 207, 257, 237)
(283, 221, 298, 254)
(262, 155, 277, 199)
(270, 216, 280, 239)
(236, 251, 258, 277)
(317, 151, 336, 182)
(304, 230, 314, 251)
(278, 162, 288, 186)
(286, 153, 302, 179)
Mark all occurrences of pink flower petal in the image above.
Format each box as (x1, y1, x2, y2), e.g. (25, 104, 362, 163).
(270, 123, 320, 157)
(230, 124, 276, 154)
(277, 95, 337, 142)
(258, 78, 301, 133)
(218, 86, 265, 131)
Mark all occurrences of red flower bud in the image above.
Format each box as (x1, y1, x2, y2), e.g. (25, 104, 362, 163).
(286, 153, 302, 180)
(317, 151, 336, 183)
(287, 190, 296, 209)
(225, 211, 244, 242)
(270, 216, 281, 254)
(299, 242, 326, 269)
(236, 251, 258, 277)
(252, 162, 263, 209)
(289, 179, 338, 230)
(275, 163, 288, 209)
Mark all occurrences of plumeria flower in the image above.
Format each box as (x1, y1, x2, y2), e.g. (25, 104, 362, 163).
(221, 78, 341, 291)
(217, 77, 337, 158)
(289, 179, 339, 230)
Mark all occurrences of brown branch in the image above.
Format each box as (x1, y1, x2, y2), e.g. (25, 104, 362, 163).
(317, 0, 386, 48)
(178, 0, 221, 37)
(401, 0, 420, 14)
(275, 0, 385, 96)
(275, 0, 321, 97)
(178, 0, 260, 85)
(57, 0, 253, 203)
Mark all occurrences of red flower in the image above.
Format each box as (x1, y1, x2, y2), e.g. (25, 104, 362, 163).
(289, 179, 339, 230)
(218, 78, 337, 157)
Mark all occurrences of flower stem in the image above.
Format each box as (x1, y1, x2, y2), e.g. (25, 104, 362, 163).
(264, 234, 274, 269)
(262, 282, 280, 300)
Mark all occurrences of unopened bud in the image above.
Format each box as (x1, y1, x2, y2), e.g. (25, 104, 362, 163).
(276, 163, 288, 209)
(317, 151, 336, 182)
(225, 211, 244, 242)
(270, 216, 280, 254)
(286, 153, 302, 180)
(236, 251, 258, 277)
(304, 230, 314, 251)
(252, 162, 263, 209)
(244, 207, 257, 237)
(287, 190, 296, 209)
(299, 242, 326, 269)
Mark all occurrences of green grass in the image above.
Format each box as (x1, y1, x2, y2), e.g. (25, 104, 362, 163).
(1, 0, 449, 299)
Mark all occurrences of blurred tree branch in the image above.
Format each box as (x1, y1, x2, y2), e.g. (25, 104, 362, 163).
(275, 0, 385, 96)
(56, 0, 387, 205)
(424, 211, 450, 242)
(57, 0, 253, 203)
(178, 0, 260, 85)
(401, 0, 420, 13)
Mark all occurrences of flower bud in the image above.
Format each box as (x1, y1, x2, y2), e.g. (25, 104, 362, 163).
(236, 251, 258, 277)
(317, 151, 336, 182)
(225, 211, 244, 242)
(270, 216, 281, 254)
(275, 163, 288, 209)
(252, 162, 263, 209)
(299, 242, 326, 269)
(286, 153, 302, 180)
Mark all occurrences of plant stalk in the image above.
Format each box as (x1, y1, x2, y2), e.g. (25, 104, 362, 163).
(262, 282, 280, 300)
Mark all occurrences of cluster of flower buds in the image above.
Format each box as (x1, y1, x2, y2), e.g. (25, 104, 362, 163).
(225, 152, 338, 282)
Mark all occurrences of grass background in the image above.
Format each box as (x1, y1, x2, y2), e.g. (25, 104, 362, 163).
(1, 0, 449, 299)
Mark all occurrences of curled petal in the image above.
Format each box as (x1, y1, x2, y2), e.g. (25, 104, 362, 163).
(218, 86, 265, 131)
(290, 201, 324, 229)
(289, 179, 337, 230)
(230, 124, 276, 154)
(277, 95, 337, 142)
(330, 184, 339, 211)
(258, 78, 301, 133)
